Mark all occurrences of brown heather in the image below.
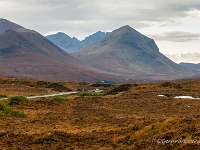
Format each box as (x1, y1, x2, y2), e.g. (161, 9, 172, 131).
(0, 76, 200, 149)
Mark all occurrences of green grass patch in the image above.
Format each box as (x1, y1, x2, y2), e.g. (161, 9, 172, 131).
(53, 97, 71, 102)
(0, 101, 26, 118)
(78, 92, 104, 97)
(8, 96, 30, 105)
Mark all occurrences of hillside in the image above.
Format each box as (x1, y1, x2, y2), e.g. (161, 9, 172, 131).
(72, 25, 198, 80)
(0, 19, 122, 83)
(0, 76, 72, 97)
(46, 31, 109, 52)
(0, 18, 24, 35)
(180, 62, 200, 71)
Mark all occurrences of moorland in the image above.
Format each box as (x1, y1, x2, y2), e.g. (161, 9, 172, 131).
(0, 76, 199, 149)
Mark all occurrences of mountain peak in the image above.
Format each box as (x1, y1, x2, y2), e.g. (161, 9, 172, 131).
(0, 19, 24, 35)
(1, 19, 118, 82)
(57, 32, 68, 36)
(46, 32, 84, 52)
(57, 32, 65, 34)
(113, 25, 141, 36)
(116, 25, 135, 32)
(82, 31, 109, 46)
(0, 18, 8, 22)
(120, 25, 132, 29)
(72, 25, 197, 79)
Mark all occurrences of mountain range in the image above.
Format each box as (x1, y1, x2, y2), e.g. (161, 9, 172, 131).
(72, 25, 198, 80)
(0, 18, 199, 82)
(46, 31, 109, 52)
(0, 19, 121, 82)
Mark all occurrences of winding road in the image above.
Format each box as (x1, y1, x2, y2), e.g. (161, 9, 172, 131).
(0, 91, 78, 100)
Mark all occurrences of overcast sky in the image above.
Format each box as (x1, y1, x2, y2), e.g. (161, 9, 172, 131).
(1, 0, 200, 62)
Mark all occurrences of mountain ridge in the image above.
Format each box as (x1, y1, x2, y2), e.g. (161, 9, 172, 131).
(46, 31, 109, 52)
(0, 18, 24, 35)
(0, 19, 198, 82)
(0, 19, 124, 83)
(72, 25, 198, 79)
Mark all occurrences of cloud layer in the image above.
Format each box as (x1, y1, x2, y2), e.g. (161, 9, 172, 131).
(149, 31, 200, 42)
(1, 0, 200, 37)
(0, 0, 200, 57)
(165, 53, 200, 63)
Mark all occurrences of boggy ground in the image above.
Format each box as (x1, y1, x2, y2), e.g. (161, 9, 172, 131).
(0, 78, 200, 149)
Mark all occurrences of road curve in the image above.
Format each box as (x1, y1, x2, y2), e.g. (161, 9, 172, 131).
(0, 92, 78, 100)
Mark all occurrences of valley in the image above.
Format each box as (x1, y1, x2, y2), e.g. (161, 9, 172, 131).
(0, 76, 199, 149)
(0, 18, 200, 150)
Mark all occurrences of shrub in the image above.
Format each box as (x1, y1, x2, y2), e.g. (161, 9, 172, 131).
(106, 84, 132, 95)
(0, 101, 12, 115)
(160, 82, 182, 89)
(53, 97, 70, 102)
(0, 94, 7, 98)
(0, 101, 26, 117)
(9, 96, 30, 105)
(16, 111, 27, 118)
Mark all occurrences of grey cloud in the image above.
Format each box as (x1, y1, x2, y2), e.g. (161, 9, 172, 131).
(1, 0, 200, 38)
(165, 52, 200, 63)
(148, 31, 200, 42)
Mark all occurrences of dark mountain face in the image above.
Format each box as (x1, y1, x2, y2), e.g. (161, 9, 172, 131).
(179, 62, 200, 71)
(0, 19, 122, 83)
(72, 25, 198, 80)
(82, 31, 110, 46)
(46, 32, 84, 53)
(46, 31, 109, 53)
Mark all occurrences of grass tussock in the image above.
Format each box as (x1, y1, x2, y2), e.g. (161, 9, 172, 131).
(106, 84, 135, 95)
(78, 92, 104, 97)
(0, 101, 26, 118)
(8, 96, 30, 105)
(52, 97, 71, 102)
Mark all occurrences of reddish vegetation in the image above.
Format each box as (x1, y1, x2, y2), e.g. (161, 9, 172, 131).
(0, 76, 72, 97)
(0, 76, 199, 149)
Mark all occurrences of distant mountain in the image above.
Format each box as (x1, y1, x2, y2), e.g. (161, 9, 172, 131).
(82, 31, 110, 46)
(46, 32, 84, 53)
(72, 25, 198, 80)
(0, 19, 121, 82)
(46, 31, 109, 52)
(179, 62, 200, 71)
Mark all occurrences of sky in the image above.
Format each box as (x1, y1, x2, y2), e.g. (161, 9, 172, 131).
(1, 0, 200, 63)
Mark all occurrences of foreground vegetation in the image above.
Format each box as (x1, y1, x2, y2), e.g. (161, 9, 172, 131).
(0, 78, 200, 149)
(0, 100, 26, 118)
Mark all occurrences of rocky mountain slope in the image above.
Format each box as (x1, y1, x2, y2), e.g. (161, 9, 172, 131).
(72, 25, 198, 80)
(0, 19, 120, 82)
(0, 18, 24, 35)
